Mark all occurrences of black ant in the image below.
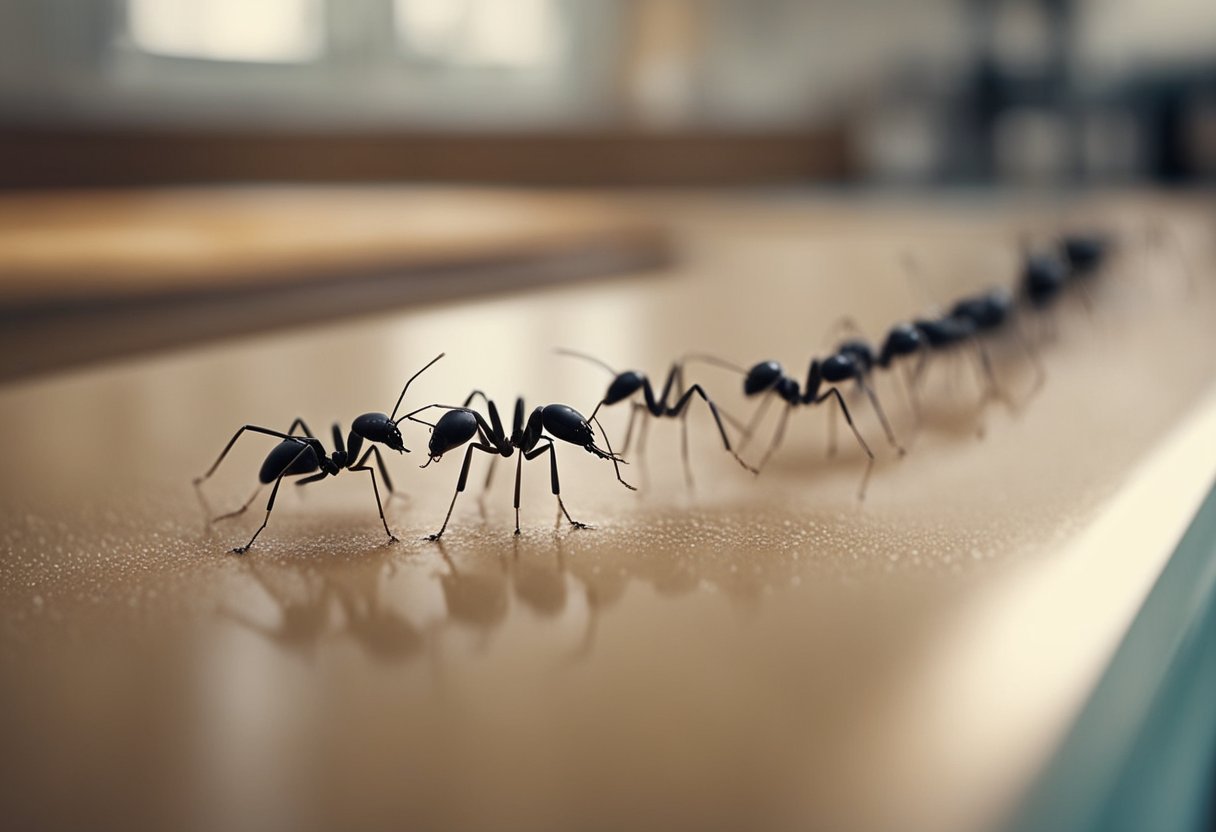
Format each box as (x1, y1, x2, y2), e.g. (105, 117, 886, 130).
(950, 285, 1045, 396)
(1019, 234, 1104, 313)
(403, 392, 632, 539)
(899, 256, 1016, 412)
(907, 311, 1019, 421)
(1060, 232, 1112, 277)
(555, 349, 755, 487)
(685, 352, 891, 499)
(193, 353, 445, 553)
(1020, 249, 1070, 309)
(816, 320, 928, 432)
(819, 344, 906, 455)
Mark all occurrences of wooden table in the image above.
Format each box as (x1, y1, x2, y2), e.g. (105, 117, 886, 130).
(1, 190, 1213, 832)
(0, 186, 669, 379)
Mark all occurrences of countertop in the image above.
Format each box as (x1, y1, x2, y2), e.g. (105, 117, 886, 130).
(1, 190, 1214, 832)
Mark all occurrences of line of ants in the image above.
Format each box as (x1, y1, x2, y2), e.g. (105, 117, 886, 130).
(195, 231, 1123, 553)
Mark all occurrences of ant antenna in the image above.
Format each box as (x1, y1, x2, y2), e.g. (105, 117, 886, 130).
(900, 251, 943, 314)
(683, 353, 747, 375)
(390, 353, 445, 423)
(554, 348, 618, 376)
(1146, 221, 1197, 291)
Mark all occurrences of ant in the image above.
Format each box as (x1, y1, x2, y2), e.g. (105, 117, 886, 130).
(908, 312, 1018, 420)
(1060, 232, 1112, 277)
(899, 255, 1017, 412)
(816, 319, 928, 430)
(685, 352, 892, 499)
(193, 353, 444, 553)
(950, 285, 1045, 396)
(817, 343, 906, 456)
(403, 392, 633, 539)
(555, 348, 755, 487)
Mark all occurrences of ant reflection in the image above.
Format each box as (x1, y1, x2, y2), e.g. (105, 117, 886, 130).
(435, 537, 621, 662)
(561, 539, 630, 661)
(219, 535, 785, 667)
(219, 556, 429, 664)
(218, 559, 334, 654)
(432, 541, 510, 650)
(328, 558, 425, 661)
(510, 534, 568, 619)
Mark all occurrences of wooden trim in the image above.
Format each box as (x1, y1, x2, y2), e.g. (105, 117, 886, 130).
(0, 126, 852, 188)
(0, 226, 671, 381)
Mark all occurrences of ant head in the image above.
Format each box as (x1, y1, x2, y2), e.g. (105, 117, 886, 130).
(540, 404, 596, 449)
(352, 412, 408, 453)
(604, 371, 645, 405)
(744, 361, 784, 396)
(424, 409, 480, 465)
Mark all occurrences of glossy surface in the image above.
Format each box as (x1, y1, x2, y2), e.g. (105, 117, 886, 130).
(1, 193, 1214, 832)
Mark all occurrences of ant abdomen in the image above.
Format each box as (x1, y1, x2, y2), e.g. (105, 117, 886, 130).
(258, 440, 321, 484)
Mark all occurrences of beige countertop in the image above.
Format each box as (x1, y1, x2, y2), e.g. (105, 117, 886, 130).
(1, 191, 1214, 832)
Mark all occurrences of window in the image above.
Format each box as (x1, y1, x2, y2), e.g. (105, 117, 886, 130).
(127, 0, 323, 63)
(394, 0, 565, 69)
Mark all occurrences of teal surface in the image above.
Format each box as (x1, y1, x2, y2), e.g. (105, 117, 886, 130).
(1009, 479, 1216, 832)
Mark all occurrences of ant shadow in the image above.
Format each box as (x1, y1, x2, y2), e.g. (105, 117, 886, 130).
(218, 552, 432, 665)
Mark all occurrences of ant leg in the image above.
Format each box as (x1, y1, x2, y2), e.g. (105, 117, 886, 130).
(512, 450, 525, 535)
(680, 410, 693, 489)
(210, 484, 264, 524)
(195, 425, 304, 485)
(859, 379, 906, 455)
(427, 443, 497, 540)
(287, 418, 316, 438)
(638, 416, 653, 456)
(525, 440, 591, 530)
(967, 338, 1009, 411)
(350, 464, 397, 544)
(717, 405, 748, 435)
(816, 388, 875, 501)
(462, 390, 495, 410)
(355, 447, 406, 505)
(475, 455, 499, 521)
(1152, 222, 1197, 293)
(1073, 281, 1095, 313)
(592, 415, 636, 491)
(821, 315, 868, 349)
(1009, 316, 1046, 402)
(620, 402, 644, 455)
(483, 455, 498, 492)
(890, 365, 921, 451)
(754, 402, 793, 474)
(232, 444, 313, 554)
(900, 362, 922, 427)
(826, 395, 839, 457)
(667, 384, 757, 475)
(737, 393, 774, 452)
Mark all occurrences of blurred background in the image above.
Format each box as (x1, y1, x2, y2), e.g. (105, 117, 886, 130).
(2, 0, 1215, 188)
